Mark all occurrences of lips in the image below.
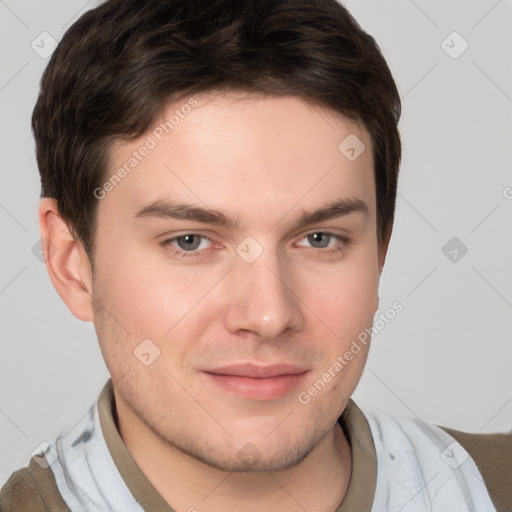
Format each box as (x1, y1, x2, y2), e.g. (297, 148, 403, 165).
(203, 363, 309, 400)
(206, 363, 309, 378)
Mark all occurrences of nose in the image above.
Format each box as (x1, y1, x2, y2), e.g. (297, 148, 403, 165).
(223, 249, 304, 340)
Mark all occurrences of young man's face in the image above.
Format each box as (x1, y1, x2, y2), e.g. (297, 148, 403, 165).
(83, 91, 386, 471)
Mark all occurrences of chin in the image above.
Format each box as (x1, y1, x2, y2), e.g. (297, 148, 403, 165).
(178, 428, 320, 473)
(201, 446, 313, 473)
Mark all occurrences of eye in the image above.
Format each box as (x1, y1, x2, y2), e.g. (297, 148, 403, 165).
(160, 234, 214, 257)
(159, 231, 350, 259)
(296, 232, 350, 254)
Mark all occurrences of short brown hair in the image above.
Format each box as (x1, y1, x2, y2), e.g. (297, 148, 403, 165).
(32, 0, 401, 265)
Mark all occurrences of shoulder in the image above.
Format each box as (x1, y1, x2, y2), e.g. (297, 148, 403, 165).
(439, 425, 512, 512)
(359, 404, 512, 511)
(0, 458, 70, 512)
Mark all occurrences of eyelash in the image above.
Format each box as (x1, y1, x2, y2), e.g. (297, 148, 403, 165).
(159, 232, 350, 259)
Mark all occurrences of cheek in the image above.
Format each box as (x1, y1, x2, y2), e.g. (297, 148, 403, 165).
(303, 253, 379, 340)
(97, 247, 229, 344)
(297, 259, 378, 408)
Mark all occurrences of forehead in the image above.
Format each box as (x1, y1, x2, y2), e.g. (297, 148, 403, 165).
(102, 91, 375, 228)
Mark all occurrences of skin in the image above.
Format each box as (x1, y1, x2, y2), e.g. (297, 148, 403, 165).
(39, 90, 390, 512)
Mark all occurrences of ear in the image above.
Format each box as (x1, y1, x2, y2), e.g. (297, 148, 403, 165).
(377, 224, 392, 276)
(374, 224, 393, 313)
(38, 198, 95, 322)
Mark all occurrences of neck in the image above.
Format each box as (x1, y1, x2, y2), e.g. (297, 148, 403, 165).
(116, 400, 351, 512)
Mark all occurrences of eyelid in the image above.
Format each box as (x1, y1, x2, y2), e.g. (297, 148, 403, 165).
(160, 230, 350, 259)
(159, 228, 348, 243)
(295, 231, 350, 248)
(159, 233, 217, 248)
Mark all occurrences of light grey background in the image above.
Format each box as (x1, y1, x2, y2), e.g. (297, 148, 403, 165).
(1, 0, 511, 486)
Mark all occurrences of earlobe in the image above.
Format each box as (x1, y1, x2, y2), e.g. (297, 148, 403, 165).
(38, 198, 95, 322)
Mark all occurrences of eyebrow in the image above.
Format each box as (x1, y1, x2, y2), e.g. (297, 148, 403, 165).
(133, 197, 368, 231)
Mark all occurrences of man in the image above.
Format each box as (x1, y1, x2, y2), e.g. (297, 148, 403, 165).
(1, 0, 510, 510)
